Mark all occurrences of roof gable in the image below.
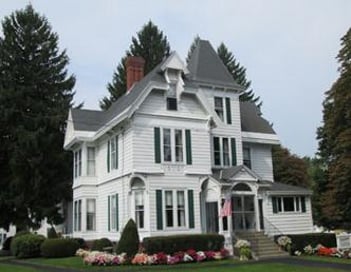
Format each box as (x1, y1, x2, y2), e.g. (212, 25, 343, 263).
(187, 40, 242, 89)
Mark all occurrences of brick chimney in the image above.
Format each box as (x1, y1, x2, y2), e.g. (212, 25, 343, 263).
(126, 56, 145, 91)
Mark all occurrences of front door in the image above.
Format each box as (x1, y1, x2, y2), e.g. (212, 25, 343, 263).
(232, 195, 255, 231)
(206, 202, 219, 233)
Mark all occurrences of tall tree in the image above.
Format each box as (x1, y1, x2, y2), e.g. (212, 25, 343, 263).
(272, 145, 310, 188)
(186, 35, 200, 63)
(317, 28, 351, 228)
(100, 21, 170, 110)
(0, 5, 75, 230)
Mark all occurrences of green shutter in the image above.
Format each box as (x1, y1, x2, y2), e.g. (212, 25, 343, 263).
(107, 140, 110, 173)
(154, 127, 161, 163)
(116, 194, 119, 230)
(156, 190, 163, 230)
(108, 196, 110, 231)
(301, 196, 306, 213)
(116, 136, 119, 169)
(231, 138, 237, 166)
(185, 130, 192, 165)
(225, 97, 232, 124)
(188, 190, 195, 228)
(272, 197, 277, 214)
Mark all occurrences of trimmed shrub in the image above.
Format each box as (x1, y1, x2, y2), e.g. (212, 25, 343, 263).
(15, 231, 30, 237)
(73, 238, 87, 249)
(274, 233, 336, 252)
(92, 238, 113, 251)
(2, 236, 13, 251)
(143, 234, 224, 254)
(41, 238, 79, 258)
(116, 219, 139, 257)
(11, 233, 45, 258)
(47, 227, 58, 239)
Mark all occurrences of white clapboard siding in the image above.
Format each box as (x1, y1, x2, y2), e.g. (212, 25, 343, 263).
(138, 89, 207, 119)
(249, 143, 274, 181)
(263, 195, 314, 234)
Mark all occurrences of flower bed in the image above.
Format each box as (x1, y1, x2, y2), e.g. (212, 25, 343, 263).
(294, 243, 351, 259)
(76, 248, 228, 266)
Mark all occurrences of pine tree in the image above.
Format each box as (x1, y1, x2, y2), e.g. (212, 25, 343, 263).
(217, 43, 262, 107)
(0, 5, 75, 229)
(317, 28, 351, 228)
(272, 145, 310, 188)
(100, 21, 170, 110)
(186, 35, 200, 63)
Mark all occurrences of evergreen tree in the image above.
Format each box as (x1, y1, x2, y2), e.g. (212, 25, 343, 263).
(186, 35, 200, 63)
(272, 145, 310, 188)
(317, 28, 351, 228)
(0, 5, 75, 229)
(100, 21, 170, 110)
(217, 43, 262, 107)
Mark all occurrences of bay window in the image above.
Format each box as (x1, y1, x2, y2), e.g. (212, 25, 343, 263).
(87, 147, 95, 176)
(86, 199, 96, 231)
(74, 149, 82, 178)
(74, 199, 82, 231)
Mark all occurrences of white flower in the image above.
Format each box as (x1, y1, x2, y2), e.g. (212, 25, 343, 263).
(234, 239, 251, 248)
(277, 236, 291, 247)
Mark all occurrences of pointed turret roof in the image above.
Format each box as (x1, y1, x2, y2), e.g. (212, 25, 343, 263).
(187, 40, 243, 90)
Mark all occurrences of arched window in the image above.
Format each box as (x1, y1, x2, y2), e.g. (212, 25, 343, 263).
(131, 177, 145, 229)
(232, 183, 252, 192)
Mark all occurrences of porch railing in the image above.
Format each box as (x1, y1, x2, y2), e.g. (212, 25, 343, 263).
(263, 217, 283, 238)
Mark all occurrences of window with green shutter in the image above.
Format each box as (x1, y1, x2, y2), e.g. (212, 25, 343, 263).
(115, 194, 119, 230)
(225, 97, 232, 124)
(156, 190, 163, 230)
(154, 127, 161, 163)
(231, 138, 237, 166)
(107, 140, 110, 173)
(188, 190, 195, 228)
(108, 196, 110, 231)
(185, 130, 192, 165)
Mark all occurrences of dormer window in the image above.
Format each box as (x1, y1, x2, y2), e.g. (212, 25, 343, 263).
(167, 97, 177, 110)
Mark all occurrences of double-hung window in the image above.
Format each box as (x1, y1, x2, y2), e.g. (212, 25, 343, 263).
(213, 137, 236, 167)
(74, 199, 82, 231)
(74, 149, 82, 178)
(214, 97, 224, 121)
(87, 147, 95, 176)
(243, 146, 251, 169)
(272, 196, 307, 214)
(109, 194, 118, 231)
(175, 129, 183, 162)
(163, 129, 172, 162)
(164, 190, 186, 228)
(135, 190, 144, 229)
(107, 136, 118, 172)
(214, 97, 232, 124)
(86, 199, 96, 231)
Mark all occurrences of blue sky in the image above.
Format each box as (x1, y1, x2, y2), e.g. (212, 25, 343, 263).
(1, 0, 350, 157)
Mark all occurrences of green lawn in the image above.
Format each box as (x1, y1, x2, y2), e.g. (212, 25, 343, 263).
(301, 255, 351, 264)
(0, 263, 39, 272)
(23, 257, 348, 272)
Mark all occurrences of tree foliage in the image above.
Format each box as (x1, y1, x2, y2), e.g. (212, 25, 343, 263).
(0, 5, 75, 230)
(272, 145, 310, 188)
(316, 28, 351, 228)
(100, 20, 170, 110)
(116, 219, 139, 257)
(217, 43, 262, 107)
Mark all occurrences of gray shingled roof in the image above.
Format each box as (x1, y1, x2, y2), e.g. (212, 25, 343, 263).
(212, 165, 244, 181)
(70, 60, 167, 132)
(187, 40, 243, 89)
(240, 101, 275, 134)
(261, 181, 312, 194)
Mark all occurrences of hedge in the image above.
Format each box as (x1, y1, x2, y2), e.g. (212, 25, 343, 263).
(143, 234, 224, 254)
(116, 219, 139, 257)
(73, 238, 87, 249)
(41, 238, 79, 258)
(11, 233, 45, 258)
(2, 237, 13, 251)
(275, 233, 336, 251)
(92, 238, 113, 251)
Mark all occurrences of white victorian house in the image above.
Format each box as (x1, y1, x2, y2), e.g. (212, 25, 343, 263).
(63, 40, 313, 244)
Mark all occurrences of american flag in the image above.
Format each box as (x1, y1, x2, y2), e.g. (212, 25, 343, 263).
(220, 197, 232, 217)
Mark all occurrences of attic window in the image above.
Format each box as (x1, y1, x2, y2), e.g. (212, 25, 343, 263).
(167, 97, 177, 111)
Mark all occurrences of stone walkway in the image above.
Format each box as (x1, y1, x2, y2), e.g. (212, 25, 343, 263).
(2, 256, 351, 271)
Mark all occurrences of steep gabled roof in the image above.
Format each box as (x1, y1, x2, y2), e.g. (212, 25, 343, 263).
(71, 109, 104, 131)
(187, 40, 243, 89)
(240, 101, 275, 134)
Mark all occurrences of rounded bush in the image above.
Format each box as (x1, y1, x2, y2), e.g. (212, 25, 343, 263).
(41, 238, 79, 258)
(73, 237, 87, 249)
(116, 219, 139, 257)
(2, 236, 13, 251)
(92, 238, 113, 251)
(11, 233, 45, 258)
(47, 227, 58, 239)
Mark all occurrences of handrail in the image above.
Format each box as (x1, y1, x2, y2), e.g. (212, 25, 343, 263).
(263, 217, 283, 237)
